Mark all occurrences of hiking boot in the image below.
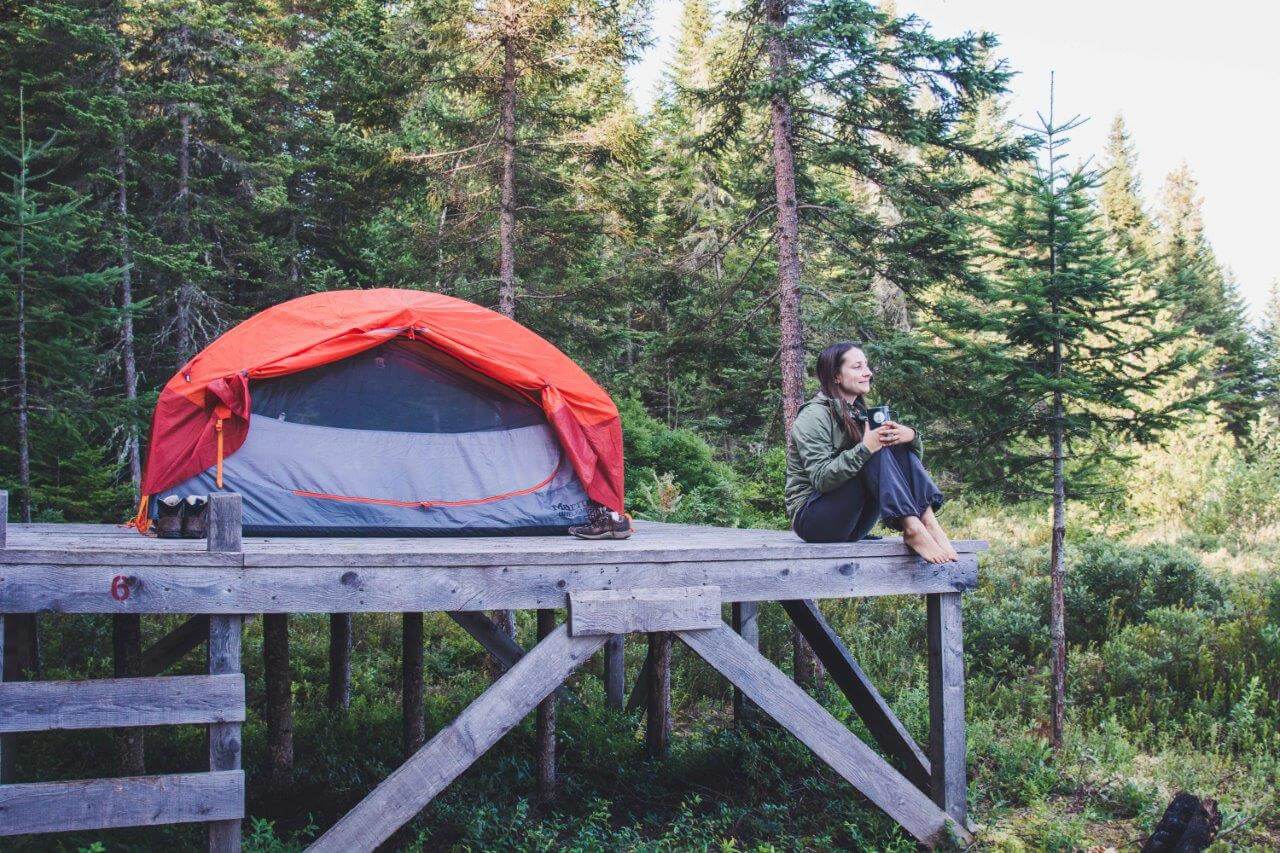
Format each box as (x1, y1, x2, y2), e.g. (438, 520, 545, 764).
(568, 503, 634, 540)
(155, 495, 184, 539)
(180, 495, 209, 539)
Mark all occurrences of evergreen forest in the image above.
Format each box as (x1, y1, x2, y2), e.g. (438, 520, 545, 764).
(2, 0, 1279, 848)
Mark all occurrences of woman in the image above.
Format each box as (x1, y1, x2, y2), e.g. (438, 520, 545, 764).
(785, 341, 958, 563)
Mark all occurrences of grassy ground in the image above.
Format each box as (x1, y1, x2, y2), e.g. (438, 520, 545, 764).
(6, 498, 1279, 851)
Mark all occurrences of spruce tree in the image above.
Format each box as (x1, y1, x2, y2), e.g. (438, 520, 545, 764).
(1261, 279, 1280, 417)
(929, 87, 1200, 747)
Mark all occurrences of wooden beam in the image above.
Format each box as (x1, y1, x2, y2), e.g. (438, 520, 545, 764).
(678, 624, 968, 848)
(263, 613, 294, 791)
(141, 615, 210, 677)
(603, 635, 625, 710)
(0, 616, 8, 785)
(448, 611, 525, 671)
(569, 586, 720, 636)
(0, 555, 979, 614)
(328, 614, 352, 711)
(403, 613, 425, 755)
(535, 609, 556, 804)
(0, 674, 244, 733)
(307, 625, 606, 852)
(645, 632, 671, 758)
(0, 491, 6, 549)
(731, 601, 760, 726)
(782, 599, 930, 792)
(625, 644, 652, 713)
(927, 593, 967, 828)
(207, 493, 242, 853)
(0, 770, 244, 836)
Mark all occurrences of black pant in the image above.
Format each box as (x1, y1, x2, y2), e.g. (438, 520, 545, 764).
(792, 444, 944, 544)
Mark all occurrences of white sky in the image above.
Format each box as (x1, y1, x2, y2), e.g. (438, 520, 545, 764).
(625, 0, 1280, 320)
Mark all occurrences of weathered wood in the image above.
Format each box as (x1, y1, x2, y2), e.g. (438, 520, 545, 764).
(678, 624, 967, 847)
(782, 599, 930, 792)
(603, 634, 625, 710)
(645, 632, 671, 758)
(113, 614, 145, 773)
(625, 642, 652, 713)
(448, 610, 525, 671)
(141, 615, 210, 676)
(308, 625, 606, 852)
(0, 616, 8, 785)
(535, 609, 556, 804)
(569, 586, 720, 636)
(0, 770, 244, 836)
(327, 613, 352, 711)
(0, 674, 244, 733)
(0, 554, 979, 614)
(731, 601, 759, 725)
(927, 592, 967, 828)
(403, 613, 425, 755)
(263, 613, 294, 791)
(207, 497, 243, 853)
(207, 493, 242, 553)
(0, 491, 6, 549)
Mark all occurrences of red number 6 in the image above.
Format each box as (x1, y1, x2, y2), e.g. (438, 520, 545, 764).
(111, 575, 132, 602)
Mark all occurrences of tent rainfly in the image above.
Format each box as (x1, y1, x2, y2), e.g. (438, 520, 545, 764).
(132, 288, 624, 536)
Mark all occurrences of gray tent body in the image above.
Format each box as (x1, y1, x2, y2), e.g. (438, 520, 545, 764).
(158, 340, 592, 535)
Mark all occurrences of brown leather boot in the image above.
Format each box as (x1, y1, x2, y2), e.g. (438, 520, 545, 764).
(155, 495, 184, 539)
(180, 495, 209, 539)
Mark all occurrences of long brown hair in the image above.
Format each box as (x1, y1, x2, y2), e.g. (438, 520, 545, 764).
(815, 341, 865, 443)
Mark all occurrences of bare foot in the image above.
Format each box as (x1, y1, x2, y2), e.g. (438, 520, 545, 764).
(902, 516, 949, 564)
(921, 506, 960, 562)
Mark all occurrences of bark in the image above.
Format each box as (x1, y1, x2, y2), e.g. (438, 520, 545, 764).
(535, 609, 557, 804)
(766, 0, 819, 688)
(402, 613, 425, 754)
(175, 21, 195, 364)
(112, 0, 141, 493)
(112, 614, 145, 775)
(328, 613, 352, 711)
(15, 97, 31, 523)
(497, 4, 518, 320)
(263, 613, 294, 790)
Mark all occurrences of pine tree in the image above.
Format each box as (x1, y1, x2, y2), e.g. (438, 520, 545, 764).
(1157, 164, 1262, 440)
(1260, 279, 1280, 417)
(929, 84, 1201, 747)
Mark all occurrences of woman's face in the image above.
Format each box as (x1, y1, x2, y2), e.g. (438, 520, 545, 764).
(836, 348, 873, 397)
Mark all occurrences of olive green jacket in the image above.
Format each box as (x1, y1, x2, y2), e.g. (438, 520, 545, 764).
(784, 393, 923, 523)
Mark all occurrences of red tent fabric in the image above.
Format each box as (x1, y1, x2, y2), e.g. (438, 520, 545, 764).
(135, 289, 624, 526)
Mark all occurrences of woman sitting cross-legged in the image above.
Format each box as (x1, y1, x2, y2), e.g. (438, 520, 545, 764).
(784, 341, 958, 564)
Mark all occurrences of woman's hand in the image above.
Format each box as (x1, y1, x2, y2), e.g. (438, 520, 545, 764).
(862, 425, 887, 452)
(876, 422, 915, 447)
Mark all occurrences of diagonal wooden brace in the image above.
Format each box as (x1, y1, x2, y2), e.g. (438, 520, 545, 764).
(677, 623, 969, 848)
(781, 599, 931, 792)
(307, 624, 606, 852)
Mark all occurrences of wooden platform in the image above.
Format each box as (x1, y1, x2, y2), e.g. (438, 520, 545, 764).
(0, 492, 984, 849)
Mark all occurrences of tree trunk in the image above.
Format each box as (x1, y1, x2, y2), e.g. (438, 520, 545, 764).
(766, 0, 819, 688)
(535, 609, 557, 804)
(328, 613, 352, 712)
(1050, 389, 1066, 748)
(263, 614, 294, 790)
(402, 613, 425, 755)
(497, 7, 518, 319)
(112, 3, 141, 494)
(175, 22, 195, 364)
(15, 95, 31, 523)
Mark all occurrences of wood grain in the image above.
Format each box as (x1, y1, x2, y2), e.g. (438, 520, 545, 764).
(569, 586, 720, 636)
(927, 592, 967, 828)
(0, 674, 244, 733)
(679, 624, 967, 847)
(0, 770, 243, 836)
(307, 625, 605, 852)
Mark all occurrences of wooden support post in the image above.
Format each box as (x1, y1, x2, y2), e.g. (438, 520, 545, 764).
(141, 615, 210, 676)
(309, 625, 606, 852)
(927, 592, 967, 828)
(402, 613, 425, 755)
(113, 614, 146, 775)
(603, 635, 625, 710)
(645, 632, 671, 758)
(783, 599, 930, 792)
(625, 644, 652, 713)
(328, 614, 352, 712)
(0, 492, 8, 784)
(679, 624, 967, 847)
(732, 601, 759, 725)
(207, 492, 243, 853)
(263, 613, 294, 791)
(535, 609, 556, 804)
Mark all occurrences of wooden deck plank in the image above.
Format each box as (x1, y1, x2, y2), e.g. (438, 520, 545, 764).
(0, 770, 244, 836)
(0, 674, 244, 733)
(678, 624, 967, 847)
(308, 624, 605, 852)
(0, 555, 977, 614)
